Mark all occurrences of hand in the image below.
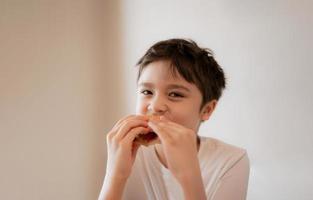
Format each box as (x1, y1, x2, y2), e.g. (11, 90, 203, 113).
(148, 116, 199, 182)
(148, 117, 206, 199)
(105, 115, 150, 181)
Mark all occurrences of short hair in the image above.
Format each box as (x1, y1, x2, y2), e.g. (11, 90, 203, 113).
(136, 38, 226, 109)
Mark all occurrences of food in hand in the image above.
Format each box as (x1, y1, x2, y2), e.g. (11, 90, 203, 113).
(134, 114, 160, 146)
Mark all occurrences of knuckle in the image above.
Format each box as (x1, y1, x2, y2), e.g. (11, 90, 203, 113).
(115, 118, 124, 125)
(122, 119, 136, 126)
(114, 116, 127, 126)
(119, 121, 132, 132)
(119, 122, 127, 130)
(115, 115, 134, 126)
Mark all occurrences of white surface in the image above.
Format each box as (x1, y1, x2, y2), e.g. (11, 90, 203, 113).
(120, 0, 313, 199)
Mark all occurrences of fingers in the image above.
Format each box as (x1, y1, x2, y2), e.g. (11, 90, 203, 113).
(148, 117, 195, 144)
(122, 126, 150, 146)
(108, 115, 149, 142)
(112, 115, 148, 131)
(115, 119, 149, 140)
(148, 120, 172, 143)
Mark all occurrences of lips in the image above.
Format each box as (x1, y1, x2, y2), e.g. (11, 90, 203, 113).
(134, 130, 159, 147)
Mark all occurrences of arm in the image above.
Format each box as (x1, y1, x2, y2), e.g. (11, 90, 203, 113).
(179, 166, 207, 200)
(98, 176, 127, 200)
(148, 117, 207, 200)
(212, 154, 250, 200)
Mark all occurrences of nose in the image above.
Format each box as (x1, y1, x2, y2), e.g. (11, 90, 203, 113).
(148, 95, 168, 115)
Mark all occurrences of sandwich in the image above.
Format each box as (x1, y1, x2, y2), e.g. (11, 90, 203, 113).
(134, 114, 160, 147)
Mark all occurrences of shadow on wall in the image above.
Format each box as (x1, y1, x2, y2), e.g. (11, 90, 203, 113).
(0, 0, 125, 199)
(90, 0, 127, 198)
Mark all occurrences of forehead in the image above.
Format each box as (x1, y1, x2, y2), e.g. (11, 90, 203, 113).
(138, 60, 185, 84)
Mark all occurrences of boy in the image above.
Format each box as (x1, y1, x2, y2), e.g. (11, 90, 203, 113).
(98, 39, 249, 200)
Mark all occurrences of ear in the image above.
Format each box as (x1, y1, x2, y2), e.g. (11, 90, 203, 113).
(200, 100, 217, 121)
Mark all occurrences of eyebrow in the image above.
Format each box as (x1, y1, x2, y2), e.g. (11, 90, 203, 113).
(138, 82, 191, 93)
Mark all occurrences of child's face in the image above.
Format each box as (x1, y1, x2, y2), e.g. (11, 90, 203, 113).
(136, 60, 207, 132)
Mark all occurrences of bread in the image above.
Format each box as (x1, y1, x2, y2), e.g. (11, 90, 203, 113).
(134, 115, 161, 146)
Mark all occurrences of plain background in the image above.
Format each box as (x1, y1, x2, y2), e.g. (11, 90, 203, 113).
(1, 0, 312, 199)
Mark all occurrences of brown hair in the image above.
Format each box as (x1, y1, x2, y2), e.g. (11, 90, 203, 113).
(136, 38, 226, 109)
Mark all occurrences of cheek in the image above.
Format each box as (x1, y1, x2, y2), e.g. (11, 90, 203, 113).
(172, 107, 200, 130)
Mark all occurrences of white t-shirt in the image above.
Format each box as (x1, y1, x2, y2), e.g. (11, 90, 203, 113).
(123, 137, 250, 200)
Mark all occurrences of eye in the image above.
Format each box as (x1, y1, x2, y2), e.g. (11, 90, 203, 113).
(141, 90, 153, 95)
(169, 92, 184, 98)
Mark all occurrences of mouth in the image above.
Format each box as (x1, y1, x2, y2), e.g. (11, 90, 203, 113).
(134, 131, 158, 146)
(133, 113, 161, 146)
(137, 131, 157, 141)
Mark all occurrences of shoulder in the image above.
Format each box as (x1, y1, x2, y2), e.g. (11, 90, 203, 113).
(199, 137, 249, 175)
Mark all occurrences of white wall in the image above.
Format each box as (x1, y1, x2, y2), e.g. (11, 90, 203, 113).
(120, 0, 313, 199)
